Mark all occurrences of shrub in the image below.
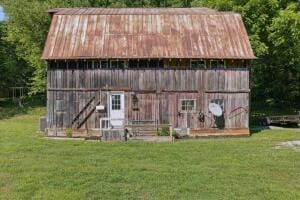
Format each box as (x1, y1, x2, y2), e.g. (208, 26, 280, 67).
(65, 128, 73, 138)
(172, 130, 180, 139)
(156, 127, 170, 136)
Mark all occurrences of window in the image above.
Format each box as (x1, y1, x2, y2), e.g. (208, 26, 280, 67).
(139, 60, 148, 68)
(180, 99, 196, 111)
(101, 60, 109, 68)
(129, 60, 138, 68)
(110, 60, 118, 68)
(149, 60, 159, 68)
(191, 60, 206, 68)
(158, 60, 164, 68)
(169, 59, 180, 67)
(110, 60, 126, 69)
(128, 59, 164, 68)
(209, 60, 225, 69)
(118, 60, 125, 69)
(111, 94, 121, 110)
(219, 60, 225, 68)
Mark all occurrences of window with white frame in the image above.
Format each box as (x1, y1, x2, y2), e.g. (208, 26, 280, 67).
(111, 94, 121, 110)
(180, 99, 196, 111)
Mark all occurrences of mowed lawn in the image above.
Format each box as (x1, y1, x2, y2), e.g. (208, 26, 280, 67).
(0, 107, 299, 199)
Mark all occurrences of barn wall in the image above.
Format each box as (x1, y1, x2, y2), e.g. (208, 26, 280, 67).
(47, 61, 249, 132)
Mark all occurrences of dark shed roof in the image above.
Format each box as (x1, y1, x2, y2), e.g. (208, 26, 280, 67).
(42, 8, 256, 60)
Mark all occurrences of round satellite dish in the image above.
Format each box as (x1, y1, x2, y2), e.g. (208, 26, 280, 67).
(209, 103, 223, 117)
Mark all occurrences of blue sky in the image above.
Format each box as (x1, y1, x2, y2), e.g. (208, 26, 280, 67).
(0, 6, 6, 21)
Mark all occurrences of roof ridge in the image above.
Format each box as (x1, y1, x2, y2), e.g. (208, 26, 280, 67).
(47, 7, 238, 15)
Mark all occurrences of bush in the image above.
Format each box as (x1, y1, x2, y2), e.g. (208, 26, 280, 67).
(65, 128, 73, 138)
(172, 130, 180, 139)
(155, 127, 170, 136)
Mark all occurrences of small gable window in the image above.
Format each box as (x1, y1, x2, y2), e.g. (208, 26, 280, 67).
(110, 60, 126, 69)
(101, 60, 109, 68)
(191, 60, 206, 68)
(209, 60, 225, 69)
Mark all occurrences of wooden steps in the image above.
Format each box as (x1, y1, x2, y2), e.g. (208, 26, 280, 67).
(190, 128, 250, 138)
(125, 123, 171, 137)
(72, 130, 101, 139)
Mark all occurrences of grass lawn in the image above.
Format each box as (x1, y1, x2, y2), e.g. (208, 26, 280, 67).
(0, 105, 299, 199)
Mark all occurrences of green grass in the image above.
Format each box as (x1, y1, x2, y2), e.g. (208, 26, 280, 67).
(0, 105, 300, 199)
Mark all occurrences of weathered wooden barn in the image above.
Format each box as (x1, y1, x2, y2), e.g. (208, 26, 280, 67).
(42, 8, 256, 138)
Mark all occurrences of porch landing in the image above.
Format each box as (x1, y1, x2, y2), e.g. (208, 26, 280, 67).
(46, 128, 250, 140)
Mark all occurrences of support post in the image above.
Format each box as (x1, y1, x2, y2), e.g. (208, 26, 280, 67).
(170, 125, 174, 142)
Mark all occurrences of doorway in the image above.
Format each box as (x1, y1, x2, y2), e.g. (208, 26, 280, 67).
(108, 92, 125, 129)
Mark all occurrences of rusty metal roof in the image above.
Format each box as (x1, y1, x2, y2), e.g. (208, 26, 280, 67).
(48, 8, 219, 15)
(42, 8, 256, 60)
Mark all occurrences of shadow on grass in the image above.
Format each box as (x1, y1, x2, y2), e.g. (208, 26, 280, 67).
(0, 96, 46, 120)
(250, 126, 270, 135)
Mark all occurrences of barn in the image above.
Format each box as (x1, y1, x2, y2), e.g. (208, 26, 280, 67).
(42, 8, 256, 139)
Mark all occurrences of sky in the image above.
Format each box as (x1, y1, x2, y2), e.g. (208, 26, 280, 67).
(0, 6, 6, 21)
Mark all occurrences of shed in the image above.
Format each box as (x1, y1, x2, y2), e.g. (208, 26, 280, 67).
(42, 8, 255, 138)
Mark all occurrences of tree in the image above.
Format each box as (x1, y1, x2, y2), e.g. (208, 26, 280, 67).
(192, 0, 300, 106)
(0, 0, 299, 107)
(0, 23, 29, 95)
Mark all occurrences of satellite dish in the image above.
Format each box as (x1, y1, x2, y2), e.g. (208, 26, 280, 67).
(209, 103, 223, 117)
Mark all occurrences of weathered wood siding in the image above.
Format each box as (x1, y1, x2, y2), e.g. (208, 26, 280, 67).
(47, 61, 249, 132)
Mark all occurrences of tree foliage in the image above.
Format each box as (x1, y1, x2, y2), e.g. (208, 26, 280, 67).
(0, 23, 29, 95)
(0, 0, 299, 106)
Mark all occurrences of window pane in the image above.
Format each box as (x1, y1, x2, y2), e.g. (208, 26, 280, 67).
(181, 100, 195, 111)
(159, 60, 164, 68)
(218, 60, 225, 68)
(191, 61, 198, 68)
(210, 61, 218, 68)
(191, 60, 205, 68)
(118, 61, 125, 69)
(129, 60, 138, 68)
(149, 60, 159, 68)
(139, 60, 148, 68)
(111, 95, 121, 110)
(94, 61, 100, 69)
(111, 61, 118, 68)
(101, 60, 108, 68)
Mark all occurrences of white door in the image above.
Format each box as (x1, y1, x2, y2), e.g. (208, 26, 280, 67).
(109, 92, 125, 128)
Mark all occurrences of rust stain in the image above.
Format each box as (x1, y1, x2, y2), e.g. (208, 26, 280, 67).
(42, 8, 256, 60)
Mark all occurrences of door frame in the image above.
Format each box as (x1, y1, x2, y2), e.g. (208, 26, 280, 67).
(108, 91, 125, 128)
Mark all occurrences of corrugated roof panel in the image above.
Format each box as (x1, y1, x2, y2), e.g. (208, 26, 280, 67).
(42, 8, 256, 59)
(65, 15, 80, 58)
